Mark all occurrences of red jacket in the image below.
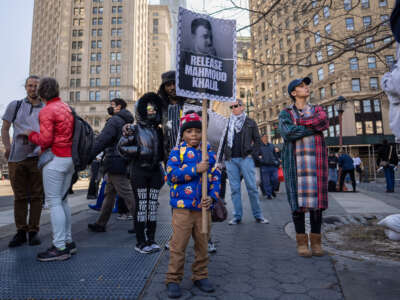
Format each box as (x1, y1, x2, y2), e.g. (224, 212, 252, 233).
(29, 97, 74, 157)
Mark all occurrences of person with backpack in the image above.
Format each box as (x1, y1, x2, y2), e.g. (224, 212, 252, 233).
(20, 77, 75, 261)
(87, 98, 136, 233)
(1, 75, 44, 248)
(118, 93, 165, 254)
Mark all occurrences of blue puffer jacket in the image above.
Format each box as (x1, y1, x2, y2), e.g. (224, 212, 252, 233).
(166, 142, 221, 211)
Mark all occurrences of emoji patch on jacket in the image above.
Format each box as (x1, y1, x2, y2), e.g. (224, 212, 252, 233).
(177, 200, 185, 208)
(184, 186, 193, 195)
(187, 151, 195, 159)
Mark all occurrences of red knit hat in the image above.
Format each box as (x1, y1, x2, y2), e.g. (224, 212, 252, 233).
(180, 112, 202, 135)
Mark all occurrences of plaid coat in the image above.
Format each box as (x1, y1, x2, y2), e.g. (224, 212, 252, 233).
(278, 105, 329, 212)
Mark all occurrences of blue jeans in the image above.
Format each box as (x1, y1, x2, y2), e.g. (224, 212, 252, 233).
(226, 156, 263, 220)
(384, 166, 395, 192)
(42, 156, 74, 249)
(261, 166, 278, 197)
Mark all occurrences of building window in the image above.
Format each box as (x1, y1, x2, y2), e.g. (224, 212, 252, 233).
(344, 0, 352, 10)
(325, 23, 331, 34)
(96, 78, 101, 87)
(354, 100, 361, 113)
(367, 56, 376, 69)
(379, 0, 387, 7)
(381, 14, 389, 26)
(96, 65, 101, 74)
(89, 91, 95, 101)
(316, 51, 323, 62)
(376, 120, 383, 134)
(365, 36, 374, 48)
(361, 0, 370, 8)
(356, 122, 363, 135)
(384, 36, 392, 45)
(323, 6, 330, 18)
(327, 44, 334, 56)
(97, 40, 102, 48)
(91, 41, 96, 49)
(95, 91, 101, 101)
(363, 99, 372, 112)
(314, 31, 321, 43)
(319, 87, 326, 99)
(345, 17, 354, 30)
(374, 99, 381, 112)
(75, 91, 80, 101)
(330, 83, 336, 96)
(352, 78, 361, 92)
(363, 16, 371, 27)
(328, 63, 335, 74)
(369, 77, 379, 89)
(365, 121, 374, 134)
(69, 92, 75, 102)
(313, 14, 319, 26)
(347, 38, 355, 47)
(385, 55, 394, 67)
(317, 68, 324, 81)
(97, 53, 102, 61)
(349, 57, 359, 70)
(90, 78, 95, 87)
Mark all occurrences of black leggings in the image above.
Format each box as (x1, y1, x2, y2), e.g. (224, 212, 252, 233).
(130, 166, 164, 245)
(292, 210, 323, 234)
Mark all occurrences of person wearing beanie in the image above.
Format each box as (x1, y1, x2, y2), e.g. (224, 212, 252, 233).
(165, 112, 221, 298)
(278, 77, 329, 257)
(118, 92, 165, 254)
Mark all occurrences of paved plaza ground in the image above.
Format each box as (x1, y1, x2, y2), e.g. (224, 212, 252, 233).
(0, 179, 399, 299)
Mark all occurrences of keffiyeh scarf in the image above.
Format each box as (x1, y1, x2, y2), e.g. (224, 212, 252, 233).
(227, 112, 246, 148)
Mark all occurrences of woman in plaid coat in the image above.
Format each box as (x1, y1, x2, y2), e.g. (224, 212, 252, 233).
(279, 77, 329, 257)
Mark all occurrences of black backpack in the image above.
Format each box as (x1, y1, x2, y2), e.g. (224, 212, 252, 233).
(70, 107, 94, 172)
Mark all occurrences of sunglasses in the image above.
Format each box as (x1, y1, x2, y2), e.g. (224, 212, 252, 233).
(230, 104, 242, 109)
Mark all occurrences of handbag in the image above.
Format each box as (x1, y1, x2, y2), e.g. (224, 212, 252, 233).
(379, 146, 393, 167)
(37, 149, 55, 169)
(278, 167, 284, 182)
(211, 199, 227, 222)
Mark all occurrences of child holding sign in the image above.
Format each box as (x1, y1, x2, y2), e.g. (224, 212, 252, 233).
(165, 112, 220, 298)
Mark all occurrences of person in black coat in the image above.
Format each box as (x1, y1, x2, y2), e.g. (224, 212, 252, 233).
(118, 92, 165, 254)
(88, 98, 136, 232)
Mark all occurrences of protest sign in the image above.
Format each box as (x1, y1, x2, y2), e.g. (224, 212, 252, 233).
(176, 7, 237, 102)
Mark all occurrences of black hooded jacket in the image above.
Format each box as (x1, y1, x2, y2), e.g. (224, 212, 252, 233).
(118, 93, 164, 170)
(90, 108, 134, 174)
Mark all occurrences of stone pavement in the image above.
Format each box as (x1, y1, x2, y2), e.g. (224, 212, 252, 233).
(141, 185, 343, 300)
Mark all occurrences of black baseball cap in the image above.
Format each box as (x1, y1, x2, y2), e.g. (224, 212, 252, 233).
(287, 77, 311, 100)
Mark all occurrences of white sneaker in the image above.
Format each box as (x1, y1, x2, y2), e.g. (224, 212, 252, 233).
(208, 242, 217, 253)
(117, 214, 129, 220)
(256, 218, 269, 224)
(149, 242, 161, 252)
(135, 244, 152, 254)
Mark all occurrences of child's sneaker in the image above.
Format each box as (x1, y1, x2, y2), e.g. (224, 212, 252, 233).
(135, 243, 152, 254)
(148, 241, 161, 252)
(208, 241, 217, 253)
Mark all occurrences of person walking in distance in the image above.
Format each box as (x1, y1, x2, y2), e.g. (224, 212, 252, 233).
(259, 134, 280, 199)
(279, 77, 329, 257)
(24, 77, 76, 261)
(352, 153, 363, 183)
(220, 99, 268, 225)
(338, 150, 357, 192)
(1, 75, 44, 247)
(87, 98, 136, 233)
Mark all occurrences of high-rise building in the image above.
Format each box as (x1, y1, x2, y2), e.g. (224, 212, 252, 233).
(212, 37, 254, 118)
(148, 5, 172, 93)
(30, 0, 148, 131)
(160, 0, 187, 67)
(249, 0, 396, 174)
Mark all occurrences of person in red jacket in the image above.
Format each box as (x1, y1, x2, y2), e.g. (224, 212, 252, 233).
(22, 77, 76, 262)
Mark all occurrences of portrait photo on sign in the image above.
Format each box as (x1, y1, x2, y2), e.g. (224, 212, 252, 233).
(176, 7, 237, 102)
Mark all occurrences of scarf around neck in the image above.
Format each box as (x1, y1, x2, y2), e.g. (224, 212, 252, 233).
(227, 112, 247, 148)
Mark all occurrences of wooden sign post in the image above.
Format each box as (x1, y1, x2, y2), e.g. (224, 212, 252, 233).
(201, 99, 208, 234)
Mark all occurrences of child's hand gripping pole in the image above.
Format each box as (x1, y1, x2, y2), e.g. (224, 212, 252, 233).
(201, 99, 208, 234)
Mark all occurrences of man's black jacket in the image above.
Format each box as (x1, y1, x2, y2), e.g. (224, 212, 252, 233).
(90, 109, 134, 174)
(221, 116, 261, 162)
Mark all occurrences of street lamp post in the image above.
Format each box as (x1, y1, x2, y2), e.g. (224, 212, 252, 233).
(334, 96, 347, 150)
(246, 90, 254, 116)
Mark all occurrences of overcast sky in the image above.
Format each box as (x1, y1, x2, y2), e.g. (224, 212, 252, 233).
(0, 0, 249, 112)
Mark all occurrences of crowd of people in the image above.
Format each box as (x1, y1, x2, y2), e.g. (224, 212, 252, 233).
(1, 71, 399, 298)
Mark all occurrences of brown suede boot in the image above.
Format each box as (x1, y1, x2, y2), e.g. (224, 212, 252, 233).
(309, 233, 324, 256)
(295, 233, 312, 257)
